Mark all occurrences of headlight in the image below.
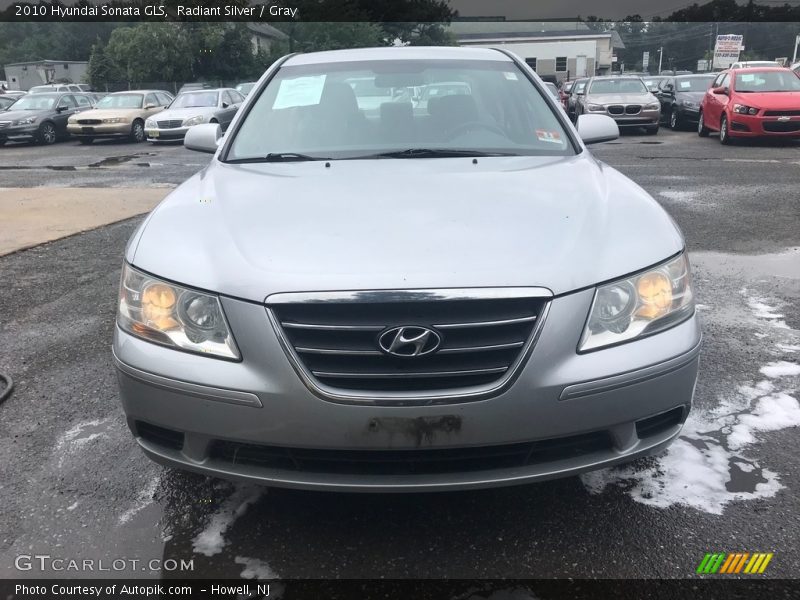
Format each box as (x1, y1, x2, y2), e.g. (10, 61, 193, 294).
(644, 102, 661, 111)
(145, 118, 156, 128)
(681, 100, 698, 108)
(733, 104, 759, 115)
(183, 115, 207, 127)
(586, 103, 606, 112)
(579, 253, 694, 352)
(14, 116, 37, 125)
(102, 117, 125, 124)
(117, 263, 240, 360)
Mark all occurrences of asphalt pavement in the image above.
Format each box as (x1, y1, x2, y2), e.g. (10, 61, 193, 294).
(0, 131, 798, 588)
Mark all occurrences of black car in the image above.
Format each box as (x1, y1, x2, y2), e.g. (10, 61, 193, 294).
(0, 92, 94, 145)
(656, 74, 716, 130)
(566, 77, 590, 122)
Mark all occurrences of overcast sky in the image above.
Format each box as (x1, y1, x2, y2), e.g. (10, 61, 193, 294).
(449, 0, 800, 20)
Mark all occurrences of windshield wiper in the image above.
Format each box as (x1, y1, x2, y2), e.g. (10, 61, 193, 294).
(349, 148, 520, 159)
(227, 152, 331, 163)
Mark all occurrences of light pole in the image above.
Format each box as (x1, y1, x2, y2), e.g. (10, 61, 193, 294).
(793, 34, 799, 64)
(658, 46, 663, 73)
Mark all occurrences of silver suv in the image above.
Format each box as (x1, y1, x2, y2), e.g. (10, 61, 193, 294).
(113, 47, 700, 492)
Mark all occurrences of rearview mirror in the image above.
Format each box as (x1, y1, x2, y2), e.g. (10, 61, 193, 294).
(184, 122, 222, 153)
(576, 114, 619, 144)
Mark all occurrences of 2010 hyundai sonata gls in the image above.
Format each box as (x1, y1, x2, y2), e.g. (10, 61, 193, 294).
(113, 47, 701, 492)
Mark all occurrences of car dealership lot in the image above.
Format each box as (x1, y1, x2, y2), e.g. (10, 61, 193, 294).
(0, 131, 798, 582)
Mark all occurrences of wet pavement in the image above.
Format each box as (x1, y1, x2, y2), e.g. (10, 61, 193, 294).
(0, 129, 798, 585)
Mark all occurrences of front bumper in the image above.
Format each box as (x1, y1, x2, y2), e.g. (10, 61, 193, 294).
(145, 126, 189, 142)
(67, 122, 131, 137)
(0, 124, 39, 140)
(113, 289, 701, 492)
(728, 112, 800, 137)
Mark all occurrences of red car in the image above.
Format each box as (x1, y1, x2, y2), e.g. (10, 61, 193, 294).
(698, 67, 800, 144)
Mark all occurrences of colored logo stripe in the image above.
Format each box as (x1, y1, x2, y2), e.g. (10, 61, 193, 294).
(697, 553, 773, 574)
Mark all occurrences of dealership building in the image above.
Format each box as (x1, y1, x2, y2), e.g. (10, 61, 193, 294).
(447, 21, 625, 81)
(2, 59, 89, 91)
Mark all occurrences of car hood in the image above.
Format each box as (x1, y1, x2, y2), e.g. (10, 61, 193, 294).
(154, 107, 218, 120)
(129, 154, 684, 301)
(586, 92, 656, 105)
(675, 91, 705, 103)
(74, 108, 145, 119)
(733, 91, 800, 109)
(0, 109, 51, 120)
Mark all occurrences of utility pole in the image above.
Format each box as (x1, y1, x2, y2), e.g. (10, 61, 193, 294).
(793, 33, 799, 63)
(658, 46, 663, 73)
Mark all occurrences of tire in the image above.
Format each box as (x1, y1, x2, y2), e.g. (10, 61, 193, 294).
(697, 111, 710, 137)
(37, 122, 57, 145)
(129, 120, 145, 143)
(719, 114, 732, 145)
(646, 124, 659, 135)
(79, 137, 94, 145)
(669, 108, 681, 130)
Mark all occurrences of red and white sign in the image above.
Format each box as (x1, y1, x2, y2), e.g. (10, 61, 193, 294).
(713, 34, 744, 69)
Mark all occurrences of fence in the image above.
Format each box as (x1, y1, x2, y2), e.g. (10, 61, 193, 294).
(93, 80, 245, 94)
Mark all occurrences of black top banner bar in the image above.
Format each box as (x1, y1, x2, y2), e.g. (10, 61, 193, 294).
(3, 0, 800, 22)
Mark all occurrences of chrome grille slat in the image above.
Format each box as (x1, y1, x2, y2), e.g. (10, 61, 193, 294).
(312, 367, 509, 379)
(267, 289, 550, 401)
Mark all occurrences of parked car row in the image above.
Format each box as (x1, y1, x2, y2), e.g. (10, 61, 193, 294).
(557, 65, 800, 142)
(0, 84, 251, 146)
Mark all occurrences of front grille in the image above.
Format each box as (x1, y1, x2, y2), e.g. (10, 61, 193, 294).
(763, 110, 800, 117)
(763, 121, 800, 133)
(77, 119, 102, 125)
(0, 121, 10, 129)
(269, 292, 548, 397)
(136, 421, 184, 450)
(625, 105, 641, 115)
(209, 431, 613, 476)
(607, 105, 624, 115)
(157, 119, 183, 129)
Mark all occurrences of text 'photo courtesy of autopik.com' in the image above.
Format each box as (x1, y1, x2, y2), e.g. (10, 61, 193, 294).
(0, 0, 799, 598)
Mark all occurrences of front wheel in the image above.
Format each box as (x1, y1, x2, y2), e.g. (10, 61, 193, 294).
(37, 122, 57, 145)
(129, 120, 145, 143)
(719, 114, 732, 145)
(698, 111, 710, 137)
(669, 108, 681, 130)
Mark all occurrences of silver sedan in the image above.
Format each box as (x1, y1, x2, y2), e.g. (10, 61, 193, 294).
(114, 47, 699, 492)
(577, 76, 661, 134)
(144, 88, 244, 142)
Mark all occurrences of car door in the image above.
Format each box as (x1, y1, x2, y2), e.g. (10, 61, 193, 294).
(143, 93, 162, 118)
(704, 72, 729, 129)
(53, 94, 78, 135)
(218, 91, 238, 128)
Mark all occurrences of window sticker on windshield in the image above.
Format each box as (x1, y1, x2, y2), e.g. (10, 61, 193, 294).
(740, 74, 755, 82)
(272, 75, 327, 109)
(536, 129, 562, 144)
(679, 81, 692, 89)
(503, 72, 518, 80)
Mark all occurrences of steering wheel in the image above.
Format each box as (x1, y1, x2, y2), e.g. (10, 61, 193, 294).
(446, 120, 507, 140)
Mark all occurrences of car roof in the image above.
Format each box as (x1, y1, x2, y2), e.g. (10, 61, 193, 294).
(728, 66, 790, 72)
(283, 46, 509, 66)
(108, 90, 170, 94)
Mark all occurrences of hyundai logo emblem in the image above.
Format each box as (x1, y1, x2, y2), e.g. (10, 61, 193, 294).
(378, 326, 442, 357)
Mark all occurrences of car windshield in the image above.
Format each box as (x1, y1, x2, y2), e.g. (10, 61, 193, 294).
(95, 94, 143, 109)
(227, 59, 573, 161)
(735, 71, 800, 92)
(589, 78, 648, 94)
(8, 94, 57, 110)
(675, 76, 715, 91)
(171, 91, 218, 108)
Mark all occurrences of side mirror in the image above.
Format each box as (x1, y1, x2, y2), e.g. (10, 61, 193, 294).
(144, 103, 156, 109)
(184, 122, 222, 153)
(222, 102, 229, 109)
(577, 114, 619, 144)
(56, 106, 68, 113)
(712, 86, 728, 95)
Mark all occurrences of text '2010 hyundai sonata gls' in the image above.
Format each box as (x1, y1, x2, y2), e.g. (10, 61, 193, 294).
(113, 47, 701, 492)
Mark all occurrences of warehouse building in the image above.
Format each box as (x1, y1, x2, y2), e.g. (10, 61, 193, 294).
(447, 21, 625, 81)
(3, 60, 89, 91)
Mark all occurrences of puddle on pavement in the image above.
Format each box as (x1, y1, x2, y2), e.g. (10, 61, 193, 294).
(692, 248, 800, 280)
(88, 153, 155, 168)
